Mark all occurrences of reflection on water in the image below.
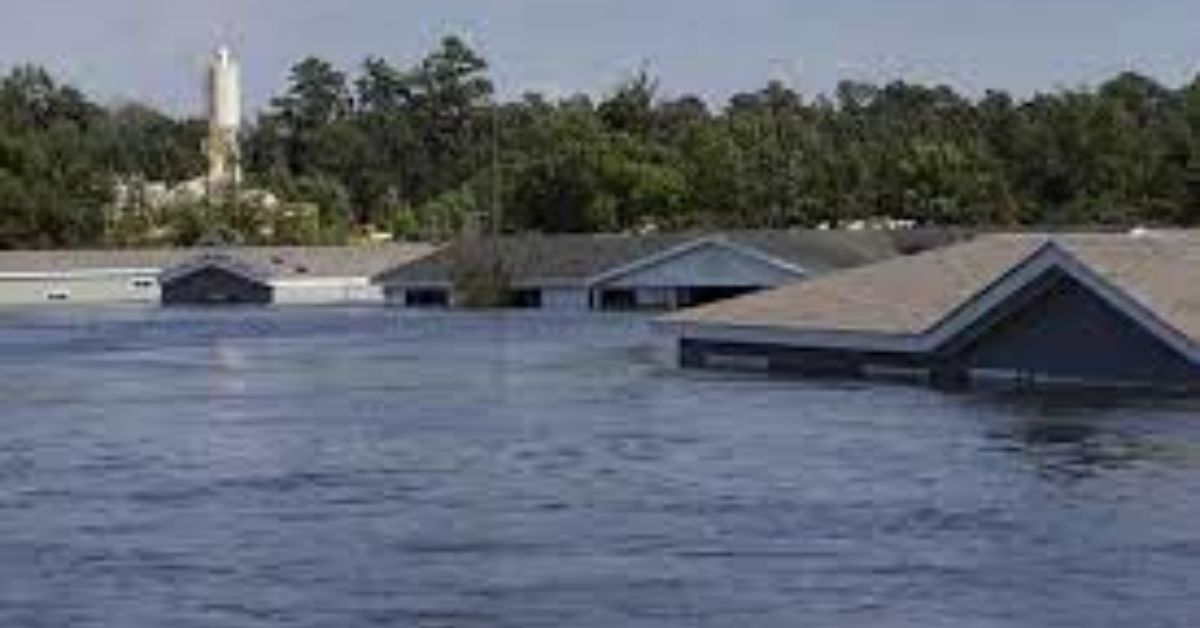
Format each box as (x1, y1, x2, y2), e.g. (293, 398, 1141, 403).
(0, 309, 1198, 627)
(973, 390, 1200, 482)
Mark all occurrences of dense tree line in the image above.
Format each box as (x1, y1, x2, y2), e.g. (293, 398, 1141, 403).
(0, 65, 205, 247)
(3, 36, 1200, 247)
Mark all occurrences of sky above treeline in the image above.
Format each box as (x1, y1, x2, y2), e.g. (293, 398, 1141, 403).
(1, 0, 1198, 115)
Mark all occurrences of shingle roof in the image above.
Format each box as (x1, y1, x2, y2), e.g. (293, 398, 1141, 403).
(721, 230, 938, 273)
(669, 231, 1200, 343)
(372, 230, 927, 287)
(0, 245, 435, 280)
(159, 253, 273, 285)
(0, 249, 178, 274)
(218, 245, 436, 280)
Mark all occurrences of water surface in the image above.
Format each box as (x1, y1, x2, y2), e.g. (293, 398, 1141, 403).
(0, 308, 1198, 627)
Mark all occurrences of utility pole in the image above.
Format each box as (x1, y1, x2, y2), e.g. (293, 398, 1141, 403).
(768, 57, 804, 228)
(491, 100, 501, 236)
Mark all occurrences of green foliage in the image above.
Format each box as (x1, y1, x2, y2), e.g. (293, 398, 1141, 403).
(269, 202, 323, 245)
(9, 44, 1200, 250)
(0, 66, 111, 248)
(415, 187, 477, 241)
(102, 104, 205, 183)
(388, 205, 420, 241)
(246, 36, 495, 226)
(449, 237, 511, 308)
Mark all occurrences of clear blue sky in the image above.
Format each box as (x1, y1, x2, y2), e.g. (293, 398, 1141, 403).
(2, 0, 1198, 115)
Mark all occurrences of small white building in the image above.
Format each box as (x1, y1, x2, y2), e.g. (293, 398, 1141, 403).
(0, 250, 177, 306)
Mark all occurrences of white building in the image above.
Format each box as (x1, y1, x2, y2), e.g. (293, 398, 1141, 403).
(0, 245, 435, 307)
(206, 46, 242, 193)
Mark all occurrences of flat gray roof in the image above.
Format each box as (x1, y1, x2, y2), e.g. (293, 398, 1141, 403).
(0, 245, 437, 280)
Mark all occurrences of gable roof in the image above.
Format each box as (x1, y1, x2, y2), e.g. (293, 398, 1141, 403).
(159, 253, 273, 285)
(668, 231, 1200, 356)
(225, 245, 435, 280)
(0, 250, 179, 276)
(923, 240, 1200, 362)
(372, 230, 916, 287)
(585, 236, 810, 287)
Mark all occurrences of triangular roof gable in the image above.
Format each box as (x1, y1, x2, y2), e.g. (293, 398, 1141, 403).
(370, 247, 454, 286)
(921, 240, 1200, 364)
(159, 252, 272, 286)
(370, 235, 691, 287)
(585, 236, 809, 288)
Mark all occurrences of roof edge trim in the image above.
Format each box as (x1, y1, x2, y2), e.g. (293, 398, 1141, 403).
(585, 236, 808, 288)
(922, 240, 1200, 364)
(160, 253, 273, 285)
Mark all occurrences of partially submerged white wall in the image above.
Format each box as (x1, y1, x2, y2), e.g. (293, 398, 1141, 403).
(0, 271, 160, 305)
(271, 277, 382, 305)
(0, 264, 396, 308)
(541, 287, 590, 309)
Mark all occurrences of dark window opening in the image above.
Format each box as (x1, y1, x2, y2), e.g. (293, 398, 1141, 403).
(508, 289, 543, 309)
(599, 289, 638, 311)
(405, 289, 450, 308)
(676, 286, 762, 308)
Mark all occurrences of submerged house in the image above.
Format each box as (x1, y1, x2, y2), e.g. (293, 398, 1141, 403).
(0, 245, 433, 307)
(160, 253, 274, 305)
(158, 245, 435, 306)
(371, 230, 938, 310)
(666, 232, 1200, 391)
(0, 249, 177, 305)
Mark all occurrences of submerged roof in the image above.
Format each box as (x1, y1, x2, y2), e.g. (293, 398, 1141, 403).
(210, 245, 436, 280)
(0, 245, 435, 280)
(372, 230, 945, 287)
(159, 253, 273, 285)
(670, 231, 1200, 344)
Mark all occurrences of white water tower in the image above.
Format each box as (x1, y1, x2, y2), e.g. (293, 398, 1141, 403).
(206, 46, 242, 194)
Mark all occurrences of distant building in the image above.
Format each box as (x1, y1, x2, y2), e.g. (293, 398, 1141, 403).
(0, 245, 433, 307)
(666, 232, 1200, 391)
(206, 46, 242, 196)
(372, 230, 948, 310)
(160, 253, 272, 306)
(110, 46, 281, 221)
(159, 245, 437, 306)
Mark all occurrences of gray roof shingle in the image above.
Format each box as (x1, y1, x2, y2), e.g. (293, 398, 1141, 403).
(0, 245, 435, 280)
(669, 231, 1200, 344)
(372, 230, 926, 287)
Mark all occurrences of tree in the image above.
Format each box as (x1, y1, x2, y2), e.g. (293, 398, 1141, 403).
(11, 41, 1200, 249)
(406, 36, 494, 201)
(265, 57, 353, 175)
(599, 70, 658, 136)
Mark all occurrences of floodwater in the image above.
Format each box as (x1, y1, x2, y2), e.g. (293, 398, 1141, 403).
(0, 309, 1199, 628)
